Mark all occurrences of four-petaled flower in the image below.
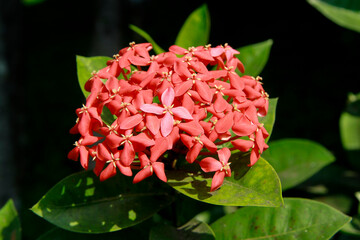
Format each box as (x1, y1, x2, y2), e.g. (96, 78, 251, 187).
(140, 87, 193, 137)
(199, 148, 232, 192)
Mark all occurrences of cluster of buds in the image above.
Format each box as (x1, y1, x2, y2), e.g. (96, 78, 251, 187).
(68, 42, 269, 191)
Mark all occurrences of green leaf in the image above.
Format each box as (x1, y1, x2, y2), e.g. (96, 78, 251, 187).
(175, 4, 210, 48)
(129, 24, 165, 55)
(259, 98, 278, 142)
(211, 198, 351, 240)
(314, 194, 354, 213)
(341, 215, 360, 237)
(76, 55, 112, 98)
(308, 0, 360, 33)
(236, 39, 273, 77)
(37, 219, 152, 240)
(262, 138, 335, 191)
(31, 171, 174, 233)
(340, 93, 360, 170)
(0, 199, 21, 240)
(166, 155, 283, 207)
(101, 106, 117, 126)
(149, 219, 215, 240)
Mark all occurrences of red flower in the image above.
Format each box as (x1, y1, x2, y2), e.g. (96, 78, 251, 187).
(69, 42, 270, 191)
(199, 148, 232, 192)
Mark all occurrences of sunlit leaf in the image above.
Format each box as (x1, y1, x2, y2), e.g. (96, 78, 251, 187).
(166, 155, 283, 207)
(211, 198, 351, 240)
(308, 0, 360, 33)
(149, 218, 215, 240)
(236, 39, 273, 77)
(0, 199, 21, 240)
(31, 171, 174, 233)
(76, 55, 112, 98)
(262, 138, 335, 191)
(129, 24, 165, 55)
(175, 4, 210, 48)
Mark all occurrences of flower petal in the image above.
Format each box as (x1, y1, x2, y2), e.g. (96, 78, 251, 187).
(130, 132, 155, 150)
(150, 137, 169, 162)
(105, 133, 123, 149)
(195, 80, 213, 103)
(186, 142, 203, 163)
(152, 162, 167, 182)
(115, 161, 133, 176)
(68, 147, 79, 161)
(119, 114, 143, 130)
(120, 142, 135, 166)
(231, 139, 254, 152)
(215, 112, 234, 133)
(140, 104, 165, 115)
(161, 87, 175, 107)
(100, 163, 117, 181)
(178, 121, 203, 136)
(172, 106, 193, 120)
(217, 147, 231, 164)
(200, 157, 222, 172)
(161, 112, 174, 137)
(146, 114, 160, 135)
(210, 171, 226, 192)
(133, 167, 152, 184)
(174, 80, 193, 97)
(97, 143, 112, 161)
(180, 134, 195, 149)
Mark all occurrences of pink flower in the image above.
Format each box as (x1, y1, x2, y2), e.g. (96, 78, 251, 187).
(140, 87, 193, 137)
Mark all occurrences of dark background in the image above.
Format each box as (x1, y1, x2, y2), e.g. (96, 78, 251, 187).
(1, 0, 360, 238)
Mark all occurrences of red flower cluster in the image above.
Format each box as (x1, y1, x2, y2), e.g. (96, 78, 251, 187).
(68, 42, 269, 191)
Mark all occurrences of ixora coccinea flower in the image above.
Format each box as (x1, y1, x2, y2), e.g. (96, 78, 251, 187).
(68, 41, 269, 192)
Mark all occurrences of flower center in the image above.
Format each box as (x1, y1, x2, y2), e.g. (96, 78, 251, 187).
(163, 104, 174, 114)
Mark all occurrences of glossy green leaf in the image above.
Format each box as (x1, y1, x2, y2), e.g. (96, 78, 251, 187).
(76, 55, 112, 98)
(149, 219, 215, 240)
(262, 138, 335, 191)
(129, 24, 165, 55)
(237, 39, 273, 77)
(166, 155, 283, 207)
(31, 171, 174, 233)
(259, 98, 278, 142)
(308, 0, 360, 33)
(175, 4, 210, 48)
(0, 199, 21, 240)
(211, 198, 351, 240)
